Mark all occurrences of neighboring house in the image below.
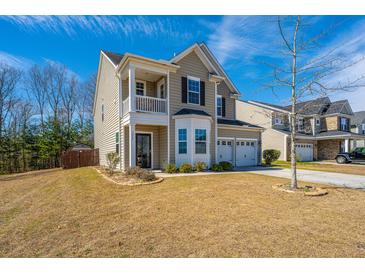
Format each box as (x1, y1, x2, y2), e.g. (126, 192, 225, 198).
(236, 97, 365, 161)
(351, 111, 365, 148)
(93, 43, 263, 170)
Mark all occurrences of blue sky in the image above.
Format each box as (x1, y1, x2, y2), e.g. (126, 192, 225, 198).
(1, 15, 365, 110)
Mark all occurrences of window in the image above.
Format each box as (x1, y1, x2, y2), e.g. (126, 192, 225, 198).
(158, 80, 165, 99)
(217, 95, 222, 117)
(297, 117, 304, 131)
(188, 76, 200, 104)
(101, 104, 105, 122)
(115, 132, 120, 154)
(316, 118, 320, 126)
(274, 113, 283, 125)
(178, 129, 187, 154)
(195, 129, 207, 154)
(136, 80, 145, 96)
(341, 117, 349, 131)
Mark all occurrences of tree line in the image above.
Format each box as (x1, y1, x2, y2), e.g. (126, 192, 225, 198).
(0, 62, 95, 174)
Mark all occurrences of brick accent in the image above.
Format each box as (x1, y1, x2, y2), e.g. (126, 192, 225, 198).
(317, 140, 341, 160)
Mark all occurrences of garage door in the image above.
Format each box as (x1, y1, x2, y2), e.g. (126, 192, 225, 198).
(295, 143, 313, 162)
(217, 139, 233, 163)
(236, 140, 257, 166)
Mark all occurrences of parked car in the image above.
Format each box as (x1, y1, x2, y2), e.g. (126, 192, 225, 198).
(335, 147, 365, 164)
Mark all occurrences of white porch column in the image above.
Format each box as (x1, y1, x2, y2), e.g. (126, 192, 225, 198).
(128, 64, 136, 112)
(344, 139, 350, 153)
(129, 123, 136, 167)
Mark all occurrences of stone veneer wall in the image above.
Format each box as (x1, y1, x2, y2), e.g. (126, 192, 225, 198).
(317, 140, 341, 160)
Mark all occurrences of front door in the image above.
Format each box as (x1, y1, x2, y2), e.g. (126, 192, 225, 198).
(136, 133, 151, 168)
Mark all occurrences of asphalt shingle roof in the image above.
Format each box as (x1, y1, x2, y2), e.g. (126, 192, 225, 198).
(102, 50, 124, 66)
(352, 111, 365, 125)
(174, 108, 211, 117)
(217, 118, 261, 128)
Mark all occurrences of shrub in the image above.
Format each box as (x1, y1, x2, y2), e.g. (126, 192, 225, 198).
(179, 163, 193, 173)
(194, 161, 206, 172)
(263, 149, 281, 165)
(124, 166, 156, 182)
(211, 163, 223, 172)
(219, 161, 233, 171)
(106, 152, 120, 175)
(164, 163, 177, 174)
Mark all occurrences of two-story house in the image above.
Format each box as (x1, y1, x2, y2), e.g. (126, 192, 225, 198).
(236, 97, 365, 161)
(351, 111, 365, 148)
(93, 43, 263, 170)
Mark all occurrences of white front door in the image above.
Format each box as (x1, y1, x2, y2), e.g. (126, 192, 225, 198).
(217, 139, 233, 163)
(295, 143, 313, 162)
(236, 140, 257, 166)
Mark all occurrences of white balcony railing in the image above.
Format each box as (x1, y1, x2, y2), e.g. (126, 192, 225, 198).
(136, 95, 167, 114)
(122, 95, 167, 116)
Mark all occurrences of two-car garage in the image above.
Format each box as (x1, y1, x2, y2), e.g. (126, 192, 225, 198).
(217, 138, 258, 167)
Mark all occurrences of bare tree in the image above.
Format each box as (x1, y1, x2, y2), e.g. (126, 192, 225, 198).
(266, 16, 365, 189)
(61, 74, 78, 132)
(0, 63, 22, 138)
(26, 65, 48, 129)
(77, 73, 96, 129)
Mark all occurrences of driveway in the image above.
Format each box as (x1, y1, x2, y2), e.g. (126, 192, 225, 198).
(240, 166, 365, 189)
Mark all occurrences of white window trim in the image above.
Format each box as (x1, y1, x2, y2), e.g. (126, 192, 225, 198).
(187, 75, 200, 105)
(297, 117, 304, 131)
(115, 132, 120, 153)
(216, 95, 222, 117)
(178, 128, 187, 154)
(341, 117, 348, 131)
(195, 128, 207, 154)
(157, 78, 165, 99)
(135, 80, 146, 96)
(362, 123, 365, 134)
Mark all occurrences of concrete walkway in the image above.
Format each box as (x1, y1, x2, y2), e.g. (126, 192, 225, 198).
(156, 166, 365, 189)
(240, 166, 365, 189)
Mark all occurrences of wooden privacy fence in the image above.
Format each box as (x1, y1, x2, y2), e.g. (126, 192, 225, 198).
(61, 149, 99, 169)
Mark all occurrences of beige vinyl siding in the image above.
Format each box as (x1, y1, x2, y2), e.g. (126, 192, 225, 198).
(93, 55, 120, 167)
(262, 129, 287, 161)
(122, 79, 157, 100)
(236, 100, 273, 129)
(169, 51, 216, 165)
(123, 125, 129, 168)
(217, 81, 235, 120)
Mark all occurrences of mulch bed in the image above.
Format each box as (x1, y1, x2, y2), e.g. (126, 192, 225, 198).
(273, 184, 328, 196)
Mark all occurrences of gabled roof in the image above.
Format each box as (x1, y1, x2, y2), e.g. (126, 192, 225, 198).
(248, 97, 353, 116)
(352, 111, 365, 125)
(174, 108, 211, 117)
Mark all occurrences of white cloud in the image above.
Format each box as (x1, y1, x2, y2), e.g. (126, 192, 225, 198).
(0, 51, 33, 70)
(1, 16, 192, 40)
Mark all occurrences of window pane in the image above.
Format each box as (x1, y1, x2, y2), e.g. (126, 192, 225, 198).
(188, 91, 199, 104)
(195, 142, 206, 154)
(179, 142, 187, 154)
(136, 82, 144, 95)
(188, 79, 200, 92)
(178, 129, 187, 141)
(195, 129, 206, 141)
(115, 132, 119, 143)
(116, 144, 119, 154)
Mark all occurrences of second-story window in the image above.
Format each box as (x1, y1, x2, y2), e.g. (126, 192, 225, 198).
(340, 117, 349, 131)
(136, 80, 146, 96)
(274, 113, 283, 125)
(188, 76, 200, 104)
(362, 123, 365, 134)
(217, 95, 222, 117)
(316, 118, 320, 126)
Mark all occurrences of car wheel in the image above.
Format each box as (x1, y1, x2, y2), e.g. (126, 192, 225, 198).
(336, 156, 346, 164)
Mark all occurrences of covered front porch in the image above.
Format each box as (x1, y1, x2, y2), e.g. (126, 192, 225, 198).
(120, 123, 168, 171)
(316, 131, 365, 160)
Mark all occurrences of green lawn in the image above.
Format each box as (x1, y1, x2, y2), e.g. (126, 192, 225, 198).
(1, 167, 365, 257)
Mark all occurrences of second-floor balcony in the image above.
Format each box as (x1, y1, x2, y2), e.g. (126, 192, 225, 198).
(122, 95, 167, 116)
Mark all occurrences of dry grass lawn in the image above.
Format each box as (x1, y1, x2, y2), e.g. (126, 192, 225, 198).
(273, 161, 365, 176)
(1, 167, 365, 257)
